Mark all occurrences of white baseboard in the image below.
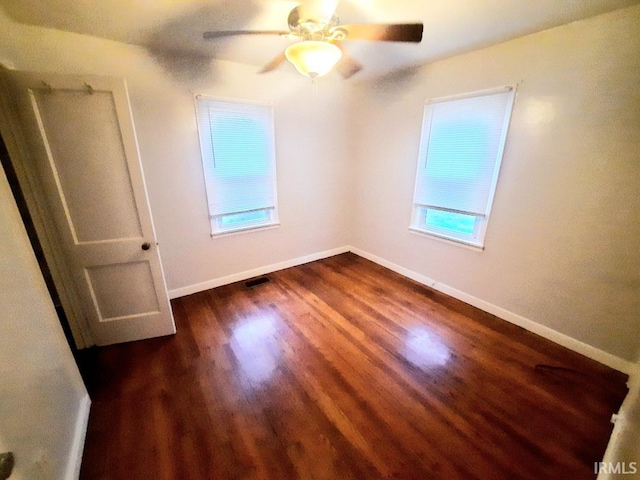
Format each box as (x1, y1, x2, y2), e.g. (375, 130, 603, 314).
(169, 244, 633, 374)
(349, 246, 635, 375)
(168, 246, 350, 299)
(350, 247, 439, 290)
(65, 393, 91, 480)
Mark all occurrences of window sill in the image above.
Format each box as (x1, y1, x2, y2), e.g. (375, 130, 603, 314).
(408, 227, 484, 252)
(211, 222, 280, 239)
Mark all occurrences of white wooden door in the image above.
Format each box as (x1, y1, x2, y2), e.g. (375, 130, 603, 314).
(4, 71, 175, 346)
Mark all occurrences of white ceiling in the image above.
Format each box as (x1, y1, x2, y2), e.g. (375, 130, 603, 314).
(2, 0, 639, 80)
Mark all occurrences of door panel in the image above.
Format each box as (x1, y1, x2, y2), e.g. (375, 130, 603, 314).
(86, 261, 160, 321)
(5, 71, 175, 346)
(32, 89, 143, 243)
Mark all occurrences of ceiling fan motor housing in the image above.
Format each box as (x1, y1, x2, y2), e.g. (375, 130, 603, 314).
(287, 6, 345, 42)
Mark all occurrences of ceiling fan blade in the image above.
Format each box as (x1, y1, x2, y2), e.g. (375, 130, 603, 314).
(332, 42, 363, 79)
(340, 23, 423, 43)
(258, 52, 287, 74)
(203, 30, 289, 40)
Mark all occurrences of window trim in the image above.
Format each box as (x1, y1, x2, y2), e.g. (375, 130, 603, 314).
(211, 207, 279, 237)
(416, 204, 484, 242)
(194, 95, 280, 237)
(409, 85, 516, 249)
(408, 227, 485, 252)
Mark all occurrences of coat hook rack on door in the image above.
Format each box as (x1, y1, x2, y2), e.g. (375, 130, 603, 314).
(40, 81, 53, 95)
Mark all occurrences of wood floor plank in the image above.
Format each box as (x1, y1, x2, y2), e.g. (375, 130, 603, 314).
(79, 253, 628, 479)
(274, 266, 542, 478)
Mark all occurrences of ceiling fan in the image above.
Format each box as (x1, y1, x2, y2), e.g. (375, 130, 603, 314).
(202, 4, 423, 79)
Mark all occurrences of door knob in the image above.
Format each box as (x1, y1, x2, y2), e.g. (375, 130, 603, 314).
(0, 452, 14, 480)
(141, 242, 151, 250)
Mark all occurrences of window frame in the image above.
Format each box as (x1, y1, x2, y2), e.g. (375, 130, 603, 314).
(409, 86, 516, 249)
(194, 95, 280, 237)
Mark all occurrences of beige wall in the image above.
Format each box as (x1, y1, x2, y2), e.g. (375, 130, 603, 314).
(0, 8, 353, 294)
(599, 364, 640, 479)
(349, 5, 640, 362)
(0, 159, 88, 478)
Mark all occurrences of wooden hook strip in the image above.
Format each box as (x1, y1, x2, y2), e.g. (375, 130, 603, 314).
(41, 81, 53, 94)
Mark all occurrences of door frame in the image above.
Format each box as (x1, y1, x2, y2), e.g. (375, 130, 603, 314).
(0, 67, 94, 349)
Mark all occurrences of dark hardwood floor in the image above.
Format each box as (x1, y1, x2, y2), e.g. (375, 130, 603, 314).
(80, 253, 628, 479)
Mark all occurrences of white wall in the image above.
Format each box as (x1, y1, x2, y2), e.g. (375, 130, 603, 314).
(0, 161, 88, 478)
(0, 8, 352, 294)
(349, 5, 640, 362)
(599, 364, 640, 479)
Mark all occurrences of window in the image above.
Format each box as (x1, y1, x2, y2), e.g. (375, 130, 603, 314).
(410, 87, 515, 248)
(195, 97, 279, 235)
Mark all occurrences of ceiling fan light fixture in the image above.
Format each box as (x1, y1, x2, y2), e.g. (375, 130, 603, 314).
(284, 40, 342, 78)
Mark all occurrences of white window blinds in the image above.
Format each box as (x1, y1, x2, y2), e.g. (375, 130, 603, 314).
(413, 88, 514, 215)
(195, 97, 277, 218)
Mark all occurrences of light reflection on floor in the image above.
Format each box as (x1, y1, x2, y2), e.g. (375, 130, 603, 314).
(402, 326, 451, 368)
(230, 314, 280, 388)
